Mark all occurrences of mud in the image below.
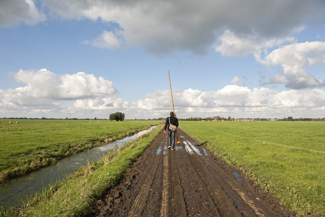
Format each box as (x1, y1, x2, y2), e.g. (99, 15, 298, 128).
(87, 129, 296, 217)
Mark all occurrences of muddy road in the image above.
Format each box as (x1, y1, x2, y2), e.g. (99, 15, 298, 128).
(87, 129, 296, 217)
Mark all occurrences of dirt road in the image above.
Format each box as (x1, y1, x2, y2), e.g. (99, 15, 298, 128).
(87, 129, 296, 217)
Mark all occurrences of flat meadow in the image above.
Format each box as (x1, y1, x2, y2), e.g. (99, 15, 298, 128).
(180, 121, 325, 215)
(0, 119, 161, 183)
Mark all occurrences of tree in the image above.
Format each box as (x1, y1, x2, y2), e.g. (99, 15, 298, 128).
(94, 117, 97, 120)
(109, 113, 115, 121)
(109, 112, 125, 121)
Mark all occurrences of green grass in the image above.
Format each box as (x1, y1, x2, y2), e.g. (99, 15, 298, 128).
(0, 119, 161, 183)
(6, 123, 163, 217)
(180, 121, 325, 216)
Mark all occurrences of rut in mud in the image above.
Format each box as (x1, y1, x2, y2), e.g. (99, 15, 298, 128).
(87, 129, 296, 217)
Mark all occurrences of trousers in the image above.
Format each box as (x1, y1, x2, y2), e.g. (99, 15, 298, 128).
(168, 130, 176, 149)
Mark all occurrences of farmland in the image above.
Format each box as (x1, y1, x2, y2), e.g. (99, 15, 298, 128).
(6, 125, 293, 217)
(0, 119, 161, 183)
(180, 121, 325, 215)
(1, 120, 324, 216)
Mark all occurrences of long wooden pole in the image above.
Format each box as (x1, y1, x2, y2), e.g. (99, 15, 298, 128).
(168, 71, 180, 144)
(168, 71, 175, 116)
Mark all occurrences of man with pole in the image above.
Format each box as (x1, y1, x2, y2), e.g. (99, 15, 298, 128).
(164, 71, 180, 151)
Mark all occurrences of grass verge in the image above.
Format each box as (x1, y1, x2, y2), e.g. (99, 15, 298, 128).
(2, 124, 163, 217)
(180, 121, 325, 216)
(0, 120, 161, 183)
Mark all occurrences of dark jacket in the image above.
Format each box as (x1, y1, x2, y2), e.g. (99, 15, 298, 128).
(164, 116, 179, 131)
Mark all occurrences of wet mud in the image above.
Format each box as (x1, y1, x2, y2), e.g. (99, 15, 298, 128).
(87, 129, 296, 217)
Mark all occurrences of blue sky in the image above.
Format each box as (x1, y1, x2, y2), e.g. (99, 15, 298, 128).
(1, 0, 325, 119)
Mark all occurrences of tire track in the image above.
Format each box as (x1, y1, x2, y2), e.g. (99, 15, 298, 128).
(179, 128, 288, 217)
(168, 150, 187, 217)
(174, 138, 221, 216)
(128, 142, 162, 217)
(88, 129, 296, 217)
(160, 155, 169, 217)
(183, 140, 253, 216)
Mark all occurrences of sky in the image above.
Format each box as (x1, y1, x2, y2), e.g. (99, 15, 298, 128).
(0, 0, 325, 119)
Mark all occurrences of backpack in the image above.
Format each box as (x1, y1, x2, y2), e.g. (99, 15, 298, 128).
(168, 117, 177, 131)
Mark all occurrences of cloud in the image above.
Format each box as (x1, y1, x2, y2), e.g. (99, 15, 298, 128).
(73, 97, 128, 110)
(215, 30, 261, 57)
(216, 32, 325, 90)
(262, 41, 325, 89)
(270, 89, 325, 108)
(2, 80, 325, 118)
(82, 40, 90, 45)
(215, 30, 296, 57)
(124, 86, 325, 118)
(92, 30, 122, 50)
(45, 0, 325, 55)
(215, 85, 274, 107)
(12, 68, 116, 100)
(231, 76, 247, 86)
(231, 76, 241, 84)
(0, 0, 46, 27)
(0, 87, 60, 109)
(0, 68, 117, 113)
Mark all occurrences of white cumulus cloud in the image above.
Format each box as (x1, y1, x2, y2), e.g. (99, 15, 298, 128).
(215, 30, 296, 58)
(12, 68, 116, 100)
(0, 69, 117, 113)
(270, 89, 325, 108)
(92, 30, 122, 50)
(74, 97, 128, 110)
(216, 31, 325, 90)
(2, 82, 325, 118)
(215, 85, 274, 107)
(262, 41, 325, 89)
(231, 76, 247, 86)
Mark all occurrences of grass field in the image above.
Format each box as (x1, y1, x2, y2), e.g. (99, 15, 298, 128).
(0, 119, 161, 183)
(0, 124, 163, 217)
(180, 121, 325, 216)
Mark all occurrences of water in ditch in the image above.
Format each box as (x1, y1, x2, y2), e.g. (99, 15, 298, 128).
(0, 126, 156, 209)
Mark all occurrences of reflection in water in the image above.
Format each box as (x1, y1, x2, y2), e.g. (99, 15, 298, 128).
(163, 145, 168, 155)
(174, 146, 184, 151)
(0, 126, 156, 209)
(232, 171, 244, 183)
(202, 148, 208, 156)
(156, 146, 162, 155)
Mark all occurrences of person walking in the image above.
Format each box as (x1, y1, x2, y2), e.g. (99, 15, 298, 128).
(164, 111, 179, 151)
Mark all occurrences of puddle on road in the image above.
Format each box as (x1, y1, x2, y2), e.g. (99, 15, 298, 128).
(204, 160, 211, 166)
(0, 126, 156, 209)
(174, 146, 184, 151)
(226, 190, 246, 212)
(180, 136, 185, 138)
(163, 145, 168, 155)
(202, 148, 208, 156)
(232, 172, 244, 183)
(183, 141, 194, 155)
(156, 146, 162, 155)
(186, 140, 202, 156)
